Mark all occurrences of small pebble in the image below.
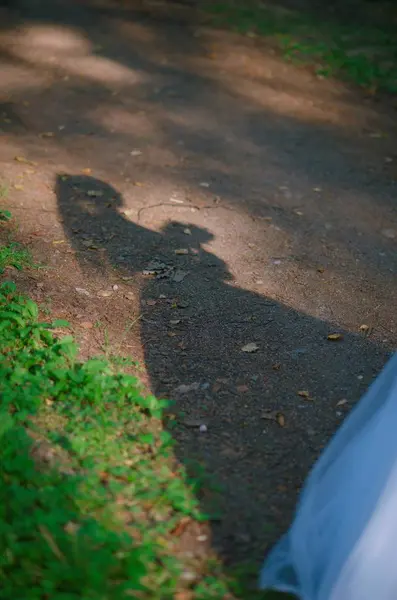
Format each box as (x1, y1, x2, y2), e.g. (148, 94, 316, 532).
(199, 424, 208, 433)
(97, 290, 112, 298)
(75, 287, 90, 296)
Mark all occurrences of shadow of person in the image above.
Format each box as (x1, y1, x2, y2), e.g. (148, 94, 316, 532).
(55, 173, 166, 277)
(56, 174, 390, 568)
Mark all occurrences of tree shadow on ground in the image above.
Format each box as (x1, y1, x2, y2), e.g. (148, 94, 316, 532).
(56, 173, 391, 565)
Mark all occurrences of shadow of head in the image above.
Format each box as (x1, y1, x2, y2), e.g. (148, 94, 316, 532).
(158, 220, 234, 282)
(55, 174, 123, 216)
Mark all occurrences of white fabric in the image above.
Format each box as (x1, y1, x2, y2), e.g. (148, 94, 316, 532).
(259, 352, 397, 600)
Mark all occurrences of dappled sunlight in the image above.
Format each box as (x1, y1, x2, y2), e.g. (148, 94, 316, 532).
(92, 105, 158, 136)
(190, 33, 379, 130)
(60, 54, 144, 85)
(8, 24, 91, 54)
(0, 2, 395, 348)
(0, 24, 146, 86)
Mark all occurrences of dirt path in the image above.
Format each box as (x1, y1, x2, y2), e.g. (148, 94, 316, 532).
(1, 0, 397, 566)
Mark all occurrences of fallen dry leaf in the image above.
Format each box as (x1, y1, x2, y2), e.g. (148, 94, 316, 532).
(133, 181, 145, 187)
(359, 324, 370, 332)
(261, 410, 285, 427)
(146, 299, 157, 306)
(272, 363, 281, 371)
(241, 342, 259, 353)
(171, 516, 192, 535)
(80, 321, 93, 329)
(174, 248, 189, 255)
(297, 390, 310, 399)
(13, 184, 24, 191)
(14, 155, 36, 165)
(336, 399, 348, 407)
(327, 333, 343, 341)
(183, 228, 192, 235)
(97, 290, 112, 298)
(237, 384, 249, 393)
(39, 131, 54, 138)
(124, 292, 135, 301)
(172, 269, 188, 283)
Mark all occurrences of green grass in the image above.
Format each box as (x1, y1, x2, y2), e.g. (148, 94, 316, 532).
(0, 240, 31, 273)
(0, 279, 233, 598)
(204, 0, 397, 93)
(0, 212, 292, 598)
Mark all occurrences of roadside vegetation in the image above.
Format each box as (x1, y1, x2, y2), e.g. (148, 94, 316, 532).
(205, 0, 397, 93)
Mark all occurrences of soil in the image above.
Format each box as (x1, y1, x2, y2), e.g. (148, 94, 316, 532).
(1, 0, 396, 569)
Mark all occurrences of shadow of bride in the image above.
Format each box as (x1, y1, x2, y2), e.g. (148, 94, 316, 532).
(56, 173, 390, 565)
